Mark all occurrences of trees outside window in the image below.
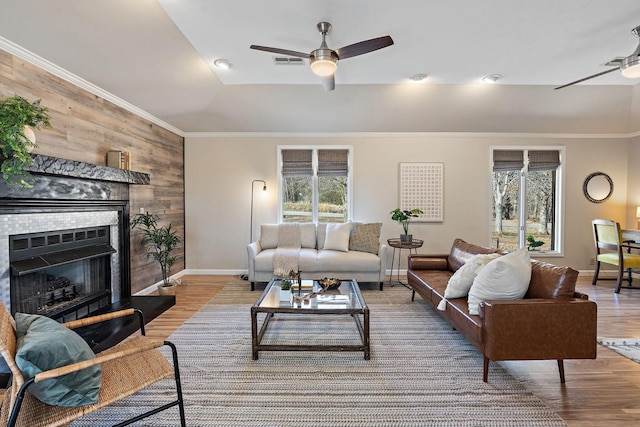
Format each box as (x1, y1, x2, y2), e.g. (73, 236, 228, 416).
(491, 148, 562, 252)
(279, 147, 351, 223)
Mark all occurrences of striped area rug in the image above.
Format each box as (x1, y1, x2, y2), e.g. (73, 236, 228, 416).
(72, 282, 566, 426)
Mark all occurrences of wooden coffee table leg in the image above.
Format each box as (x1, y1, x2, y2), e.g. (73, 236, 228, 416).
(251, 308, 259, 360)
(363, 309, 370, 360)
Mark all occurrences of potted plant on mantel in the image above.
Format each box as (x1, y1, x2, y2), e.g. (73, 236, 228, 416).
(131, 212, 181, 296)
(0, 95, 52, 188)
(390, 208, 424, 242)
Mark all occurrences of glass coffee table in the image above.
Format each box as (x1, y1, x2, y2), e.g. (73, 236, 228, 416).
(251, 278, 370, 360)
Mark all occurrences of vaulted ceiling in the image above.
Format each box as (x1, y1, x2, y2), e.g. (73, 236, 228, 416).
(1, 0, 639, 134)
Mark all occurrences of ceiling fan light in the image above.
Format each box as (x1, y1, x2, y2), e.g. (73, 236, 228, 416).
(310, 49, 338, 76)
(621, 54, 640, 78)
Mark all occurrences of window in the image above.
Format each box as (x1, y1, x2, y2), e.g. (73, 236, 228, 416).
(279, 147, 352, 223)
(491, 148, 563, 253)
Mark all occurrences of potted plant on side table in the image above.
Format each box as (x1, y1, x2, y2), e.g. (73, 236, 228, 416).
(0, 95, 52, 187)
(131, 212, 181, 296)
(389, 208, 424, 242)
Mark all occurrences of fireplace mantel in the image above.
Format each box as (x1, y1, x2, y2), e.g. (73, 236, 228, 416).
(0, 154, 149, 203)
(30, 154, 150, 185)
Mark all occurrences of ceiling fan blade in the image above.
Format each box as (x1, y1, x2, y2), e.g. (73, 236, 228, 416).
(554, 67, 619, 90)
(335, 36, 394, 60)
(322, 75, 335, 91)
(249, 45, 309, 59)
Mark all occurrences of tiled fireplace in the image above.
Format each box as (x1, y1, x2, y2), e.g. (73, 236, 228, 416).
(2, 214, 120, 321)
(0, 154, 149, 320)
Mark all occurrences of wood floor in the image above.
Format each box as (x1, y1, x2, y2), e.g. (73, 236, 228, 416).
(145, 274, 640, 426)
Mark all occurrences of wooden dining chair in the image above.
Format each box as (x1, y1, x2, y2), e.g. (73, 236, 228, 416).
(592, 219, 640, 293)
(0, 303, 186, 427)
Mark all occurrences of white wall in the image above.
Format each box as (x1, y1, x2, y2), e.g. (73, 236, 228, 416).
(184, 134, 631, 273)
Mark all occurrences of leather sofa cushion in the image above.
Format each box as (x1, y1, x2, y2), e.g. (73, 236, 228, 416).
(444, 298, 482, 347)
(409, 269, 451, 305)
(526, 260, 578, 299)
(448, 238, 503, 272)
(408, 256, 448, 270)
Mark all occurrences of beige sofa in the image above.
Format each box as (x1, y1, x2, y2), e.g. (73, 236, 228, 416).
(247, 223, 388, 290)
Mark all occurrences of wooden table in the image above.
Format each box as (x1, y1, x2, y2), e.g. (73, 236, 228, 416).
(250, 278, 370, 360)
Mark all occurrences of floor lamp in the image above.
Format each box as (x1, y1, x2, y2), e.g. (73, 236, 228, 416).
(250, 179, 267, 243)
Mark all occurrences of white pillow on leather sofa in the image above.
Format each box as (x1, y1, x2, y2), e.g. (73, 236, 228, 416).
(467, 247, 531, 315)
(437, 253, 500, 311)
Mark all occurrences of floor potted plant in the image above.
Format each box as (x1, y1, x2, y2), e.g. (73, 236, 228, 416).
(0, 95, 52, 187)
(390, 208, 424, 242)
(131, 212, 181, 296)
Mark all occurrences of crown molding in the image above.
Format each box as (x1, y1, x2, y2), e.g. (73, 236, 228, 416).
(0, 36, 184, 137)
(184, 131, 639, 139)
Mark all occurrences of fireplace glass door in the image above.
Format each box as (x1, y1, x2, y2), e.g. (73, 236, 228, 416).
(9, 226, 115, 321)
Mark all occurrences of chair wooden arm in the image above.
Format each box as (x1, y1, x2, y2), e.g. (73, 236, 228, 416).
(62, 308, 136, 329)
(33, 338, 165, 383)
(62, 308, 146, 335)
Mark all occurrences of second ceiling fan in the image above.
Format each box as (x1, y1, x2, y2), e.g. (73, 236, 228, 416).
(555, 25, 640, 90)
(250, 22, 394, 91)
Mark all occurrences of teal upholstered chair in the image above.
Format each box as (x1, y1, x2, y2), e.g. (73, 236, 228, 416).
(592, 219, 640, 293)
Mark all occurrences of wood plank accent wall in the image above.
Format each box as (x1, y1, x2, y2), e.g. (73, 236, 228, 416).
(0, 49, 185, 295)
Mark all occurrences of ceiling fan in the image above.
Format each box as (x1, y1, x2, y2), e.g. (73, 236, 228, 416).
(555, 25, 640, 90)
(250, 22, 394, 91)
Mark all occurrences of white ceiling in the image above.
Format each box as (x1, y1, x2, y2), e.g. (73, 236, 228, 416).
(157, 0, 640, 86)
(0, 0, 639, 134)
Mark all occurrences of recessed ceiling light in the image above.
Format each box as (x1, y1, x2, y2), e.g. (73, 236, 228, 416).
(482, 74, 502, 83)
(213, 59, 232, 69)
(410, 74, 429, 83)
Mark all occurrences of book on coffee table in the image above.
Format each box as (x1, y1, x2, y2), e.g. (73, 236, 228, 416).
(317, 294, 351, 304)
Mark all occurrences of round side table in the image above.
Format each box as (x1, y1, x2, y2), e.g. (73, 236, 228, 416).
(387, 238, 424, 287)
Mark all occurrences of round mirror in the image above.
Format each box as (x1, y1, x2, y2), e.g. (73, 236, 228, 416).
(583, 172, 613, 203)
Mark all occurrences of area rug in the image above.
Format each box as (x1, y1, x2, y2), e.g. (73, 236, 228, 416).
(72, 283, 566, 426)
(597, 337, 640, 364)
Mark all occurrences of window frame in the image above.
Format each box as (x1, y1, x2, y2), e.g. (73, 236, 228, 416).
(277, 145, 353, 223)
(490, 146, 565, 255)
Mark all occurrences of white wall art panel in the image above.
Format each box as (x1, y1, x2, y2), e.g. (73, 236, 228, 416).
(399, 162, 444, 222)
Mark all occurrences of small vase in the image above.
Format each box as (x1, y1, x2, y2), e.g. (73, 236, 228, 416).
(400, 234, 413, 242)
(157, 283, 176, 296)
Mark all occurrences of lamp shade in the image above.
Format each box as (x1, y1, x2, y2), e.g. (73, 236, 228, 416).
(310, 49, 338, 77)
(621, 35, 640, 79)
(621, 54, 640, 78)
(636, 206, 640, 218)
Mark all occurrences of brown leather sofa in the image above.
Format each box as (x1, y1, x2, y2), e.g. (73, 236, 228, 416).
(407, 238, 597, 383)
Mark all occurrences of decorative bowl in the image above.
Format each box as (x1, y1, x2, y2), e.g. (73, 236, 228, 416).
(318, 278, 341, 290)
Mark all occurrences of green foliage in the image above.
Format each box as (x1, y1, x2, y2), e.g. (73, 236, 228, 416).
(527, 235, 544, 250)
(0, 95, 52, 187)
(389, 208, 424, 235)
(280, 280, 292, 290)
(131, 212, 181, 286)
